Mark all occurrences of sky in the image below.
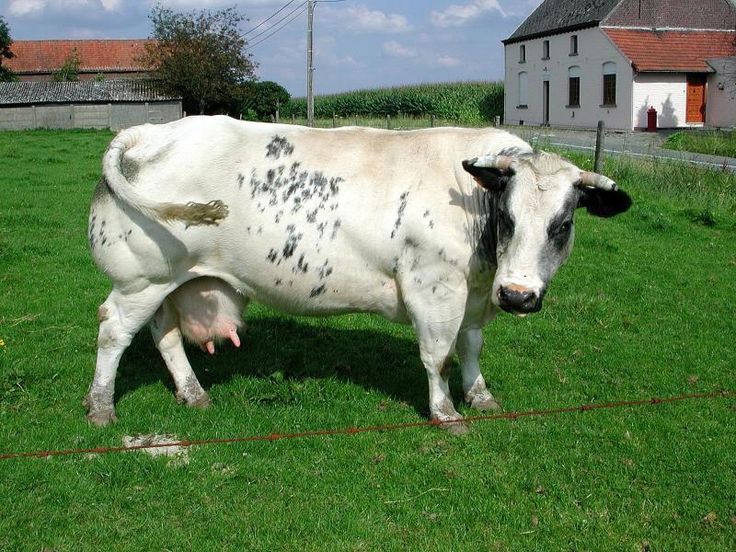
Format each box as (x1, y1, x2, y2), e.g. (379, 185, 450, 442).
(1, 0, 543, 96)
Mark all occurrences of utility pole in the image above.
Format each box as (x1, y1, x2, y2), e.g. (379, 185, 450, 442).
(306, 0, 315, 127)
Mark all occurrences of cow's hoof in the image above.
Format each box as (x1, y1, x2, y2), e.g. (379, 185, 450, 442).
(467, 391, 501, 412)
(186, 392, 211, 409)
(87, 409, 117, 427)
(436, 419, 470, 436)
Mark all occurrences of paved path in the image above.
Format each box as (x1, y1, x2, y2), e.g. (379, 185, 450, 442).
(510, 126, 736, 172)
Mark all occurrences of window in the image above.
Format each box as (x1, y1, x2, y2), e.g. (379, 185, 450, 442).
(570, 35, 578, 55)
(542, 40, 550, 59)
(519, 44, 526, 63)
(568, 66, 580, 107)
(602, 62, 616, 106)
(518, 71, 528, 107)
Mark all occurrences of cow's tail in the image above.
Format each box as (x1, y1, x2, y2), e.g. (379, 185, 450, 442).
(102, 128, 229, 227)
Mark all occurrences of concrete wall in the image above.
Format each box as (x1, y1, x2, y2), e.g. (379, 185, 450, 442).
(504, 27, 633, 130)
(706, 59, 736, 129)
(632, 73, 691, 129)
(0, 101, 182, 131)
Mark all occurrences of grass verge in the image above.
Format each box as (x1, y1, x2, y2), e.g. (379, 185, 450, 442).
(663, 129, 736, 158)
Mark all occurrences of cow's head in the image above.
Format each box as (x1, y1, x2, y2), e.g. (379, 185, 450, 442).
(462, 151, 631, 315)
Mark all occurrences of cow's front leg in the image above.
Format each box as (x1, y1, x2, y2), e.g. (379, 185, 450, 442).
(150, 299, 210, 408)
(403, 275, 469, 435)
(457, 328, 501, 411)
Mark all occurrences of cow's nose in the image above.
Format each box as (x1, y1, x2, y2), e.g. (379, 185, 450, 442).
(498, 285, 542, 314)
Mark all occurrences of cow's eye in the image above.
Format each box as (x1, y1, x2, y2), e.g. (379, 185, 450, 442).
(550, 220, 573, 237)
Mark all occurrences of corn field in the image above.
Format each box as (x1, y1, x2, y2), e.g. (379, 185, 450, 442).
(280, 81, 504, 125)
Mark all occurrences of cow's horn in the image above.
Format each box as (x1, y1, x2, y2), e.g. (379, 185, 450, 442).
(470, 154, 516, 172)
(578, 171, 618, 192)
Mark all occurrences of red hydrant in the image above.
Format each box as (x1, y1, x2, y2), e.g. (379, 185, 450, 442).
(647, 106, 657, 132)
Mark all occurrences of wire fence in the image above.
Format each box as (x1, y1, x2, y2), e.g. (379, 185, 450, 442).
(0, 390, 732, 462)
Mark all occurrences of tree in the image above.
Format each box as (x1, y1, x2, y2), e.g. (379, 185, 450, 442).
(140, 5, 257, 115)
(52, 49, 81, 82)
(238, 80, 290, 121)
(0, 16, 17, 82)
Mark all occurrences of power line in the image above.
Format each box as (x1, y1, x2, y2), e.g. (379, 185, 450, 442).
(248, 4, 308, 48)
(246, 1, 307, 45)
(242, 0, 299, 36)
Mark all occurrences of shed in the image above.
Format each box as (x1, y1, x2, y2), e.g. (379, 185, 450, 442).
(0, 80, 182, 130)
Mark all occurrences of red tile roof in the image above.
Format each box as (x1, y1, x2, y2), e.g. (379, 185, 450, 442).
(603, 29, 736, 72)
(4, 40, 152, 75)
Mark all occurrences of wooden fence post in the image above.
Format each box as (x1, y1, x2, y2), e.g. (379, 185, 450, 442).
(594, 120, 605, 173)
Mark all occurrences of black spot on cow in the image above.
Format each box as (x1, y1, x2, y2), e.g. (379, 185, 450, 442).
(275, 278, 282, 286)
(266, 136, 295, 160)
(237, 173, 245, 189)
(391, 191, 409, 239)
(267, 249, 278, 263)
(317, 259, 333, 280)
(282, 224, 303, 259)
(310, 284, 326, 298)
(294, 254, 309, 274)
(330, 219, 342, 240)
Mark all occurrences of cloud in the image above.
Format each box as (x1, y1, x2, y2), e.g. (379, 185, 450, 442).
(324, 5, 411, 34)
(437, 55, 462, 67)
(9, 0, 47, 15)
(431, 0, 505, 28)
(382, 40, 417, 58)
(9, 0, 123, 15)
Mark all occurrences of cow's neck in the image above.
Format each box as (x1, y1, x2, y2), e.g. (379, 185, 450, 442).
(462, 186, 499, 274)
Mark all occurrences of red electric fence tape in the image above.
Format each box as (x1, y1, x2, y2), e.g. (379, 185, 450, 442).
(0, 390, 732, 461)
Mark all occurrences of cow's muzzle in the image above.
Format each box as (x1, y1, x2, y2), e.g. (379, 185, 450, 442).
(498, 285, 543, 315)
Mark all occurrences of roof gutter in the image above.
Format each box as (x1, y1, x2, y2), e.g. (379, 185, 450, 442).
(502, 21, 600, 45)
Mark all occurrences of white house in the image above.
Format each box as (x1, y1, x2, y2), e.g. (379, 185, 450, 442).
(503, 0, 736, 130)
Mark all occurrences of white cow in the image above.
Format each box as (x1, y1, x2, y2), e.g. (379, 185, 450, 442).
(86, 116, 631, 432)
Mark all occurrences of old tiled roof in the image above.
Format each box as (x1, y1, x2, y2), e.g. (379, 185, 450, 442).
(504, 0, 622, 44)
(0, 80, 180, 106)
(606, 0, 736, 29)
(4, 40, 151, 75)
(603, 29, 736, 72)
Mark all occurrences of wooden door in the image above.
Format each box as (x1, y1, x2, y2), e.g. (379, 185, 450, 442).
(686, 75, 706, 124)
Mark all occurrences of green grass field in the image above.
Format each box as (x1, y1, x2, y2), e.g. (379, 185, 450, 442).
(0, 129, 734, 551)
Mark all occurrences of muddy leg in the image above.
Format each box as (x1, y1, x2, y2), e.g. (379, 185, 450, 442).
(150, 299, 210, 408)
(85, 285, 171, 426)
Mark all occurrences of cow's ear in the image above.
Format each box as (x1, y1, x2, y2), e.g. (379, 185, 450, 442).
(462, 155, 515, 192)
(577, 187, 632, 218)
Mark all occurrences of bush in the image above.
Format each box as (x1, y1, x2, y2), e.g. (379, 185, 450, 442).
(237, 80, 291, 121)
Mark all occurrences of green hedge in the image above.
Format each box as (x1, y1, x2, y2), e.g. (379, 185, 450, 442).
(281, 81, 503, 124)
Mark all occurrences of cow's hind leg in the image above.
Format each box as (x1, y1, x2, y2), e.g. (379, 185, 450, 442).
(150, 299, 210, 408)
(457, 328, 501, 411)
(85, 284, 171, 426)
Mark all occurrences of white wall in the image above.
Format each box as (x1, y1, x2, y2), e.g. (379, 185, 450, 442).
(504, 27, 633, 130)
(632, 73, 697, 129)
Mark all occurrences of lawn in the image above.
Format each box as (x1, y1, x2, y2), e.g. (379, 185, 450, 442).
(663, 129, 736, 159)
(0, 129, 734, 551)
